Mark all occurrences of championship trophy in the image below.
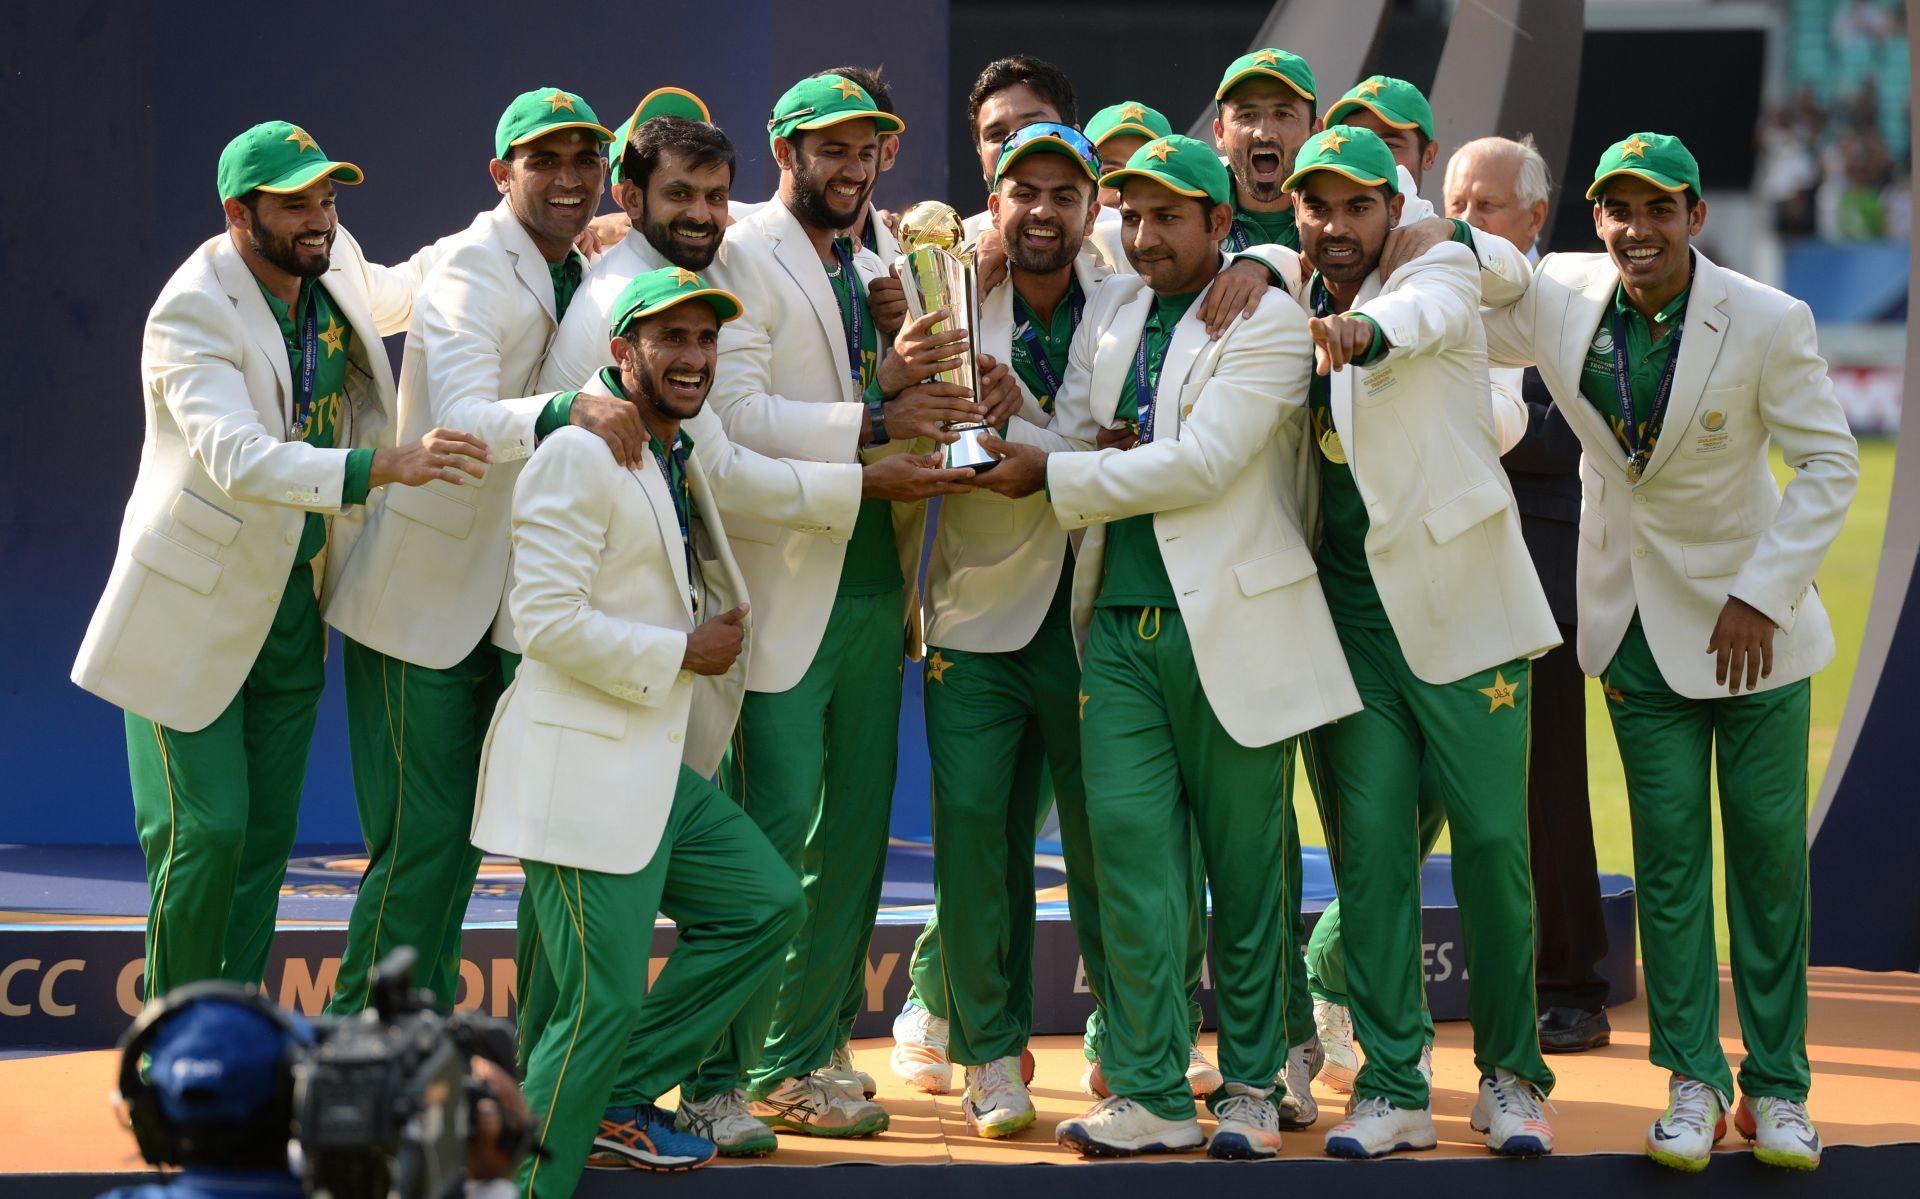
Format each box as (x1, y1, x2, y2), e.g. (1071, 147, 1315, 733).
(894, 201, 996, 472)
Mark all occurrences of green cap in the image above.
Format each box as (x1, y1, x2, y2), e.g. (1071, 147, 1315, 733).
(216, 121, 363, 203)
(1586, 132, 1700, 200)
(993, 122, 1101, 186)
(609, 267, 743, 337)
(767, 74, 905, 151)
(1282, 125, 1399, 194)
(1099, 134, 1233, 206)
(1324, 76, 1434, 141)
(1085, 101, 1172, 148)
(1215, 48, 1316, 106)
(494, 87, 614, 160)
(611, 87, 714, 184)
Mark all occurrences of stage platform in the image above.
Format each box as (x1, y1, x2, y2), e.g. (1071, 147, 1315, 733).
(2, 965, 1915, 1196)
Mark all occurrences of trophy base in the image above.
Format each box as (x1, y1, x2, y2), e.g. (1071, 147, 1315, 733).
(945, 425, 999, 473)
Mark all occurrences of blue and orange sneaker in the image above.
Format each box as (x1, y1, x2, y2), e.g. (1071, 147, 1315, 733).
(587, 1102, 716, 1172)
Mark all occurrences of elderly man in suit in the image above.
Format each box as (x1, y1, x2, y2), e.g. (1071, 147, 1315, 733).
(72, 122, 488, 999)
(1482, 133, 1857, 1174)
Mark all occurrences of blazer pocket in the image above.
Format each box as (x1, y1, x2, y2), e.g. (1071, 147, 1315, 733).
(1579, 507, 1606, 549)
(525, 688, 629, 739)
(131, 527, 222, 595)
(168, 490, 242, 546)
(385, 480, 476, 539)
(1234, 544, 1318, 597)
(1682, 534, 1762, 579)
(1422, 478, 1510, 546)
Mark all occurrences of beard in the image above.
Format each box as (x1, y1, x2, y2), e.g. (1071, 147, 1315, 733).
(1005, 220, 1077, 274)
(641, 199, 721, 271)
(626, 357, 706, 422)
(788, 151, 873, 233)
(1305, 235, 1381, 287)
(248, 222, 331, 278)
(1230, 138, 1289, 203)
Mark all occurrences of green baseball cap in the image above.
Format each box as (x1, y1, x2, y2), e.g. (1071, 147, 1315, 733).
(1324, 76, 1434, 141)
(1586, 132, 1701, 200)
(1282, 125, 1399, 194)
(610, 266, 743, 337)
(1099, 134, 1233, 206)
(1085, 101, 1172, 148)
(767, 74, 905, 151)
(1215, 47, 1316, 106)
(216, 121, 363, 203)
(494, 87, 614, 160)
(993, 122, 1101, 186)
(611, 87, 714, 184)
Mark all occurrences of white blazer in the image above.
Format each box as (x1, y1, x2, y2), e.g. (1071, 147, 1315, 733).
(1482, 251, 1858, 697)
(1046, 261, 1362, 749)
(471, 425, 751, 874)
(325, 201, 577, 668)
(704, 198, 926, 693)
(72, 226, 433, 732)
(923, 250, 1110, 652)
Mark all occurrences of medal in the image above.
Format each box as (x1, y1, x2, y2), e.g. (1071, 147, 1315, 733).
(1625, 459, 1643, 483)
(1319, 426, 1348, 464)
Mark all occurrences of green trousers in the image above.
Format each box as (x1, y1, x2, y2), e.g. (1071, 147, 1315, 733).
(125, 562, 324, 998)
(699, 587, 903, 1097)
(332, 636, 517, 1012)
(1312, 621, 1551, 1108)
(518, 766, 803, 1199)
(1603, 614, 1812, 1102)
(1079, 606, 1305, 1121)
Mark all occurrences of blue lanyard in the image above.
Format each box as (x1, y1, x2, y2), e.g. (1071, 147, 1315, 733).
(1013, 284, 1084, 411)
(1133, 325, 1163, 446)
(649, 438, 700, 615)
(1225, 220, 1252, 253)
(831, 239, 865, 388)
(1609, 308, 1683, 480)
(290, 286, 320, 439)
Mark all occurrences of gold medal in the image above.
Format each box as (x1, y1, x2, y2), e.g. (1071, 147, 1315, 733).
(1319, 426, 1348, 465)
(1625, 458, 1643, 483)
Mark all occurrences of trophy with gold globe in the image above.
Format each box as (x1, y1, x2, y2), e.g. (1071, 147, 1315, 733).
(894, 201, 996, 471)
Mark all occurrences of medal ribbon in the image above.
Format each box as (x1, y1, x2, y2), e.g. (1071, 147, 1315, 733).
(1610, 309, 1683, 477)
(291, 286, 320, 439)
(831, 238, 865, 389)
(649, 437, 701, 617)
(1013, 284, 1084, 412)
(1226, 220, 1253, 252)
(1133, 325, 1164, 446)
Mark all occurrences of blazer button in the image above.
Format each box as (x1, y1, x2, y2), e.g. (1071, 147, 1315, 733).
(678, 669, 694, 683)
(1633, 546, 1648, 558)
(268, 590, 281, 603)
(284, 531, 297, 545)
(1633, 493, 1648, 504)
(668, 730, 682, 743)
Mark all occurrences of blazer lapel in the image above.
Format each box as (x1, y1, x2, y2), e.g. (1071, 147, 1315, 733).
(1155, 285, 1213, 441)
(1637, 253, 1731, 484)
(497, 203, 560, 327)
(765, 203, 855, 399)
(630, 453, 695, 623)
(213, 239, 291, 435)
(1555, 263, 1635, 475)
(1090, 287, 1154, 428)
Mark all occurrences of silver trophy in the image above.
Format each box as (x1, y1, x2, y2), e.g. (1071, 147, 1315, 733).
(894, 201, 996, 472)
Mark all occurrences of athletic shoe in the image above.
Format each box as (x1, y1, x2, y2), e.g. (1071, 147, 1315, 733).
(1470, 1069, 1555, 1156)
(1056, 1095, 1205, 1158)
(587, 1103, 715, 1172)
(1418, 1041, 1433, 1089)
(1314, 998, 1359, 1093)
(1645, 1077, 1727, 1172)
(675, 1089, 777, 1158)
(752, 1073, 890, 1138)
(1323, 1095, 1437, 1158)
(1186, 1045, 1224, 1097)
(1207, 1082, 1284, 1160)
(1735, 1095, 1822, 1171)
(824, 1043, 877, 1100)
(963, 1056, 1036, 1139)
(1276, 1036, 1323, 1129)
(1080, 1059, 1108, 1098)
(889, 1000, 952, 1094)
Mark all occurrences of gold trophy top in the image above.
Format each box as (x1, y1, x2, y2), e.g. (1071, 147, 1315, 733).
(899, 201, 965, 251)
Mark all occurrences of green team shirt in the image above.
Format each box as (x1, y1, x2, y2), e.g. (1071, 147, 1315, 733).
(1578, 277, 1692, 464)
(549, 253, 585, 323)
(828, 238, 904, 596)
(1305, 276, 1393, 628)
(1095, 288, 1201, 609)
(1009, 276, 1083, 414)
(1229, 187, 1299, 250)
(257, 278, 373, 564)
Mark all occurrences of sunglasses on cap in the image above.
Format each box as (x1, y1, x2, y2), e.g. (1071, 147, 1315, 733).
(997, 121, 1101, 182)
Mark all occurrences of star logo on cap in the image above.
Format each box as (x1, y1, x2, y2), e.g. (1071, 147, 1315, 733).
(1145, 139, 1176, 162)
(1621, 134, 1651, 159)
(1253, 49, 1281, 66)
(1478, 670, 1520, 713)
(319, 317, 345, 357)
(832, 78, 864, 101)
(1319, 130, 1350, 154)
(544, 90, 576, 113)
(284, 127, 319, 154)
(671, 268, 700, 288)
(1119, 103, 1147, 122)
(1356, 78, 1387, 98)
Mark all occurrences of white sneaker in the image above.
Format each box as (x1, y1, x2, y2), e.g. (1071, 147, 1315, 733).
(1207, 1082, 1284, 1160)
(963, 1056, 1036, 1139)
(1276, 1037, 1322, 1129)
(676, 1089, 777, 1157)
(1056, 1095, 1205, 1157)
(1324, 1095, 1437, 1158)
(1736, 1095, 1821, 1171)
(1470, 1069, 1554, 1156)
(1186, 1044, 1223, 1097)
(1645, 1077, 1727, 1172)
(889, 1001, 951, 1094)
(1314, 998, 1359, 1093)
(823, 1043, 876, 1099)
(750, 1073, 889, 1138)
(1418, 1041, 1433, 1089)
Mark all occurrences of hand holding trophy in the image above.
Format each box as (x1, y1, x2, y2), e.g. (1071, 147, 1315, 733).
(894, 201, 997, 472)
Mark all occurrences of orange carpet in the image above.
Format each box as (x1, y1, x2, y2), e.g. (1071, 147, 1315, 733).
(4, 965, 1915, 1174)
